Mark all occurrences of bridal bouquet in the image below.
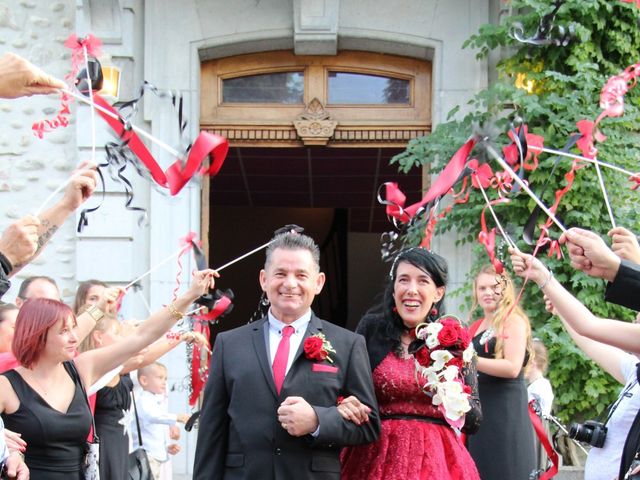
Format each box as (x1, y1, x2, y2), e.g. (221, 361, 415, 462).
(413, 315, 475, 429)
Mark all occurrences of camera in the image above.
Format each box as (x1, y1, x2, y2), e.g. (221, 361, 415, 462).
(568, 420, 607, 448)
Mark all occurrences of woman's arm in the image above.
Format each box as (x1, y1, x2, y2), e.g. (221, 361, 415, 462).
(75, 287, 122, 342)
(76, 270, 217, 386)
(476, 314, 528, 378)
(550, 301, 627, 384)
(121, 332, 208, 374)
(511, 248, 640, 354)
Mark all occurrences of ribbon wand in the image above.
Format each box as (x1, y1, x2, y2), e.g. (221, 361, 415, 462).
(483, 143, 568, 234)
(213, 240, 274, 273)
(211, 224, 304, 272)
(62, 87, 182, 160)
(592, 157, 616, 229)
(528, 145, 620, 229)
(124, 246, 188, 290)
(124, 239, 273, 292)
(527, 145, 638, 178)
(476, 180, 517, 249)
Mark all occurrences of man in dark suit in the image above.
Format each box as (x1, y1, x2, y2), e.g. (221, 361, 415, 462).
(193, 232, 379, 479)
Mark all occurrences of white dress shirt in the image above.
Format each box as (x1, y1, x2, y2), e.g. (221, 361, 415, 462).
(267, 309, 311, 375)
(266, 310, 320, 437)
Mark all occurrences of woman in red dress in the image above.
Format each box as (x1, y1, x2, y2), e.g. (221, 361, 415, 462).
(340, 247, 481, 480)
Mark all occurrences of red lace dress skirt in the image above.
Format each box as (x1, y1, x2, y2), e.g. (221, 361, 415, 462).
(341, 353, 479, 480)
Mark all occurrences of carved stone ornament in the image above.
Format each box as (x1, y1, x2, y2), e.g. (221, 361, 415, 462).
(293, 98, 338, 146)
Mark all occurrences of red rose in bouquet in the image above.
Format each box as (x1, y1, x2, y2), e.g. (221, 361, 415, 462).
(447, 356, 464, 370)
(437, 322, 460, 347)
(304, 336, 328, 362)
(415, 347, 431, 367)
(458, 328, 471, 349)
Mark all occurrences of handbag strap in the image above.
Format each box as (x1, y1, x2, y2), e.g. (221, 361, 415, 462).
(131, 389, 143, 447)
(67, 360, 98, 442)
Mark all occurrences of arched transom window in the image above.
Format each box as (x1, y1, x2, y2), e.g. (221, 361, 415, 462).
(200, 50, 431, 147)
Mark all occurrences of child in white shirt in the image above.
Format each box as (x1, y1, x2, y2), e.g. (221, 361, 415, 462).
(131, 362, 189, 480)
(526, 338, 554, 416)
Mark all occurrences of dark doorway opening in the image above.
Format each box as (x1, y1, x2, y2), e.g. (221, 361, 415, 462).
(207, 147, 422, 331)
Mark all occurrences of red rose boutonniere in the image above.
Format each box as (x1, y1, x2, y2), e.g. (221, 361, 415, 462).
(304, 333, 336, 364)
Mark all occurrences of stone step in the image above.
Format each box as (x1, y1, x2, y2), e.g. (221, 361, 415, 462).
(555, 466, 585, 480)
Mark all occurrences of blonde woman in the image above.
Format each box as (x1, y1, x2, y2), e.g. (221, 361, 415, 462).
(79, 310, 207, 480)
(467, 265, 536, 480)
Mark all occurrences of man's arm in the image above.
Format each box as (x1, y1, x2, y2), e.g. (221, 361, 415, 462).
(560, 227, 640, 310)
(11, 163, 97, 274)
(0, 52, 66, 99)
(193, 334, 229, 480)
(0, 216, 39, 278)
(559, 227, 621, 281)
(311, 335, 380, 446)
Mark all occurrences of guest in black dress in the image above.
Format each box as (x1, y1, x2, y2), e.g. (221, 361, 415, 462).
(467, 265, 536, 480)
(0, 269, 216, 479)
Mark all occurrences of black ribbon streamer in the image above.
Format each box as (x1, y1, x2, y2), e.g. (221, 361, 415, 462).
(510, 0, 573, 47)
(184, 410, 200, 432)
(75, 58, 193, 231)
(75, 57, 103, 93)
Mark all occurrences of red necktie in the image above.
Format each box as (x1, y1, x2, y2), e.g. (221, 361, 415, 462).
(272, 325, 294, 394)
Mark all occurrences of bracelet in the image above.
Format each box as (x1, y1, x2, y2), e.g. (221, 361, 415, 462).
(84, 304, 105, 322)
(538, 270, 553, 289)
(167, 302, 184, 322)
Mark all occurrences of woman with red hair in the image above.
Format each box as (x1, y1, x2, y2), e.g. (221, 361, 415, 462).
(0, 269, 216, 480)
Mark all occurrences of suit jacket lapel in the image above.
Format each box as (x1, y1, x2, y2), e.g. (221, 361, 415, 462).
(251, 317, 278, 398)
(290, 313, 324, 366)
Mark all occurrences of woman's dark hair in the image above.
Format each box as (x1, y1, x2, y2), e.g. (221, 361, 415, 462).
(73, 279, 107, 314)
(357, 247, 448, 369)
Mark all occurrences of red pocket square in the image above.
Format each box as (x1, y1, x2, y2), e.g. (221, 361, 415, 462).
(312, 364, 338, 373)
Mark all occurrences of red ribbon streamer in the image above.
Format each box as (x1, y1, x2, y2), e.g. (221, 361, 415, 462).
(503, 126, 544, 171)
(189, 319, 210, 406)
(189, 294, 233, 405)
(383, 139, 476, 223)
(528, 402, 559, 480)
(478, 205, 505, 274)
(171, 232, 199, 301)
(34, 35, 102, 139)
(92, 95, 229, 195)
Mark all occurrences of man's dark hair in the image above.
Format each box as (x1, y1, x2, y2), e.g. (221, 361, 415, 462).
(264, 233, 320, 271)
(17, 275, 59, 300)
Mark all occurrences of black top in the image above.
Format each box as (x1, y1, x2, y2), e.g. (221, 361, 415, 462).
(606, 258, 640, 311)
(468, 332, 536, 480)
(94, 374, 134, 480)
(1, 361, 91, 479)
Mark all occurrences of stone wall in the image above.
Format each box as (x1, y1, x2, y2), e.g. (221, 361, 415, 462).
(0, 0, 77, 301)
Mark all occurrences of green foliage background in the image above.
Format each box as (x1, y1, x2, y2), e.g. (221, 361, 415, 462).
(392, 0, 640, 422)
